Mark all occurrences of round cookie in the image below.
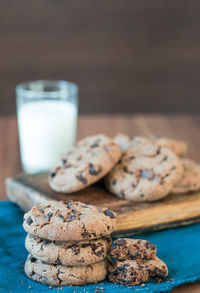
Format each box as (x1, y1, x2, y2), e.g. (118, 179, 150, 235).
(172, 158, 200, 194)
(105, 144, 183, 201)
(25, 254, 109, 286)
(108, 257, 168, 286)
(110, 238, 156, 260)
(49, 134, 121, 193)
(23, 200, 116, 241)
(25, 234, 112, 266)
(114, 134, 187, 157)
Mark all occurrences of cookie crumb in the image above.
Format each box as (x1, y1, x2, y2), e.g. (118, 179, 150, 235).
(28, 286, 31, 289)
(141, 284, 145, 287)
(49, 286, 53, 289)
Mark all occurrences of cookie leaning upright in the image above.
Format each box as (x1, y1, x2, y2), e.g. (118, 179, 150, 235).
(105, 143, 183, 201)
(23, 200, 117, 241)
(48, 134, 121, 193)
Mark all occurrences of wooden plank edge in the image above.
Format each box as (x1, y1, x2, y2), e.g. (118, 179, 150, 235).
(112, 216, 200, 237)
(5, 177, 51, 212)
(6, 176, 200, 236)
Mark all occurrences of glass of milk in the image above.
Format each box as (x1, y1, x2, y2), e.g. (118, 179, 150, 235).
(16, 80, 78, 174)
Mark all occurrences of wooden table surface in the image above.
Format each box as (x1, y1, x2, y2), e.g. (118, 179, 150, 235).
(1, 114, 200, 293)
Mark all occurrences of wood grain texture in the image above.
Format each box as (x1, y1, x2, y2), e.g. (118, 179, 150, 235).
(1, 115, 200, 292)
(6, 172, 200, 236)
(0, 0, 200, 114)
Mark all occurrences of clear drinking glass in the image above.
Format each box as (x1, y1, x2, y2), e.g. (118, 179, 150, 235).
(16, 80, 78, 174)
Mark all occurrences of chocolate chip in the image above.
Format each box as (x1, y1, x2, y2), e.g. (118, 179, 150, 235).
(91, 141, 99, 148)
(77, 156, 82, 161)
(104, 209, 115, 218)
(39, 208, 44, 213)
(26, 216, 33, 225)
(117, 264, 129, 272)
(81, 231, 90, 238)
(140, 193, 144, 198)
(151, 268, 167, 279)
(42, 239, 51, 245)
(50, 172, 56, 178)
(76, 173, 87, 184)
(41, 239, 51, 250)
(129, 156, 135, 160)
(72, 246, 80, 255)
(112, 179, 117, 185)
(67, 213, 76, 221)
(156, 149, 161, 155)
(105, 236, 112, 242)
(123, 166, 129, 173)
(146, 241, 155, 250)
(94, 248, 104, 256)
(89, 164, 102, 175)
(119, 191, 125, 199)
(91, 243, 98, 251)
(55, 259, 62, 265)
(62, 158, 67, 165)
(141, 169, 154, 180)
(48, 212, 53, 219)
(29, 256, 36, 262)
(161, 156, 167, 163)
(66, 201, 73, 208)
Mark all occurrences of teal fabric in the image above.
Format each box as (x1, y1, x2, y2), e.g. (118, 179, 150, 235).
(1, 201, 200, 293)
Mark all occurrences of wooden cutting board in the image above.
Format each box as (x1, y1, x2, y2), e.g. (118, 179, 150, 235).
(5, 172, 200, 237)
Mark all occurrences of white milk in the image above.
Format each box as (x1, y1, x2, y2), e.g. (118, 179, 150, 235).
(17, 100, 77, 173)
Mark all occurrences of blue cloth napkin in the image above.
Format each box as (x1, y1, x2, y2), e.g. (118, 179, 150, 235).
(1, 201, 200, 293)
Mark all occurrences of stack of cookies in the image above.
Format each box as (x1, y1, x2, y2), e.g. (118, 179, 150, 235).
(108, 238, 168, 286)
(23, 200, 116, 286)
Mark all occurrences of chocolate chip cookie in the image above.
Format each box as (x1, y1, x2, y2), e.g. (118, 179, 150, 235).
(49, 134, 121, 193)
(25, 234, 112, 266)
(105, 144, 183, 201)
(23, 200, 116, 241)
(114, 134, 187, 157)
(172, 158, 200, 194)
(110, 238, 156, 260)
(25, 254, 109, 286)
(108, 257, 168, 286)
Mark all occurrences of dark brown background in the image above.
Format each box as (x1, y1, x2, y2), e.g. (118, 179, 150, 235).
(0, 0, 200, 115)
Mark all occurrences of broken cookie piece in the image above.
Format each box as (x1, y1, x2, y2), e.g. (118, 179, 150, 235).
(110, 238, 156, 260)
(108, 238, 168, 286)
(108, 257, 168, 286)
